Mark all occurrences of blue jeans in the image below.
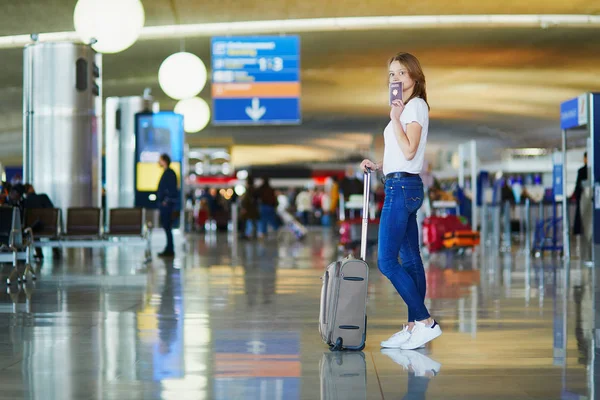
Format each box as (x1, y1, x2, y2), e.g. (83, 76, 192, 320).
(245, 219, 258, 237)
(259, 205, 278, 234)
(377, 176, 430, 322)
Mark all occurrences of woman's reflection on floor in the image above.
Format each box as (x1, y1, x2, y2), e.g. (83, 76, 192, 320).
(382, 349, 441, 400)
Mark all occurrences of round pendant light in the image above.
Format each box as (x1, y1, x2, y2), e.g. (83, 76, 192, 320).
(74, 0, 145, 54)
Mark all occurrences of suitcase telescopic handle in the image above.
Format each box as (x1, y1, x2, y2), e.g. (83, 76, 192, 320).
(360, 168, 372, 261)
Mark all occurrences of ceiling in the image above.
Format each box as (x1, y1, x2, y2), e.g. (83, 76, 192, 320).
(1, 1, 600, 167)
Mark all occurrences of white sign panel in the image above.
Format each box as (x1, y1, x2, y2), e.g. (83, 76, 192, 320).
(578, 94, 588, 127)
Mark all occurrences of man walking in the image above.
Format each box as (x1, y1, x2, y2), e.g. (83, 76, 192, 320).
(572, 152, 588, 238)
(158, 154, 178, 257)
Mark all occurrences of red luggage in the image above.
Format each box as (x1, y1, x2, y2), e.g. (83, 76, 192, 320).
(422, 215, 470, 253)
(339, 218, 379, 250)
(197, 209, 209, 227)
(443, 230, 480, 249)
(338, 192, 379, 252)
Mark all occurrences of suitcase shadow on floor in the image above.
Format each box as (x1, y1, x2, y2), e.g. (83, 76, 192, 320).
(319, 350, 441, 400)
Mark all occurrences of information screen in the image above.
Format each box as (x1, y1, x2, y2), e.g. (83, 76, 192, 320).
(134, 112, 184, 209)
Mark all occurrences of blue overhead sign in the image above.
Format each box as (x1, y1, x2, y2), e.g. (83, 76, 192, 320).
(560, 94, 587, 130)
(211, 35, 301, 125)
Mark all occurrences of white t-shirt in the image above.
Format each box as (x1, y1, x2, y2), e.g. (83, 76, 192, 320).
(382, 97, 429, 175)
(295, 191, 312, 212)
(277, 194, 289, 211)
(321, 193, 331, 211)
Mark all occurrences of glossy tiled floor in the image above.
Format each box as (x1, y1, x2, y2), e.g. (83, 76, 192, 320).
(0, 228, 598, 399)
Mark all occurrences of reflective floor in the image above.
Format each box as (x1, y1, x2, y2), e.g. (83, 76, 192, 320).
(0, 227, 598, 399)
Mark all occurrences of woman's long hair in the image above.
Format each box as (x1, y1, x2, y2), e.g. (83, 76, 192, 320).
(388, 52, 430, 110)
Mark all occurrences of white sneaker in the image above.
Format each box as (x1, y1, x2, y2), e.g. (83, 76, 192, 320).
(403, 351, 442, 377)
(381, 348, 411, 370)
(400, 320, 442, 350)
(380, 325, 412, 348)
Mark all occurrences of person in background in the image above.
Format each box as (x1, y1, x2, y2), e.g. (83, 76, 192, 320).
(500, 178, 516, 206)
(157, 153, 178, 258)
(22, 184, 59, 260)
(7, 184, 25, 219)
(520, 187, 532, 203)
(0, 182, 10, 205)
(198, 186, 214, 216)
(201, 187, 222, 225)
(340, 166, 362, 197)
(321, 189, 332, 226)
(419, 161, 436, 218)
(312, 187, 323, 224)
(241, 176, 259, 239)
(23, 184, 54, 209)
(421, 162, 441, 201)
(256, 177, 279, 238)
(339, 166, 363, 220)
(209, 188, 224, 215)
(420, 161, 434, 190)
(328, 176, 340, 221)
(196, 198, 210, 232)
(10, 173, 22, 186)
(572, 152, 588, 237)
(295, 187, 312, 225)
(276, 190, 289, 211)
(286, 188, 298, 213)
(208, 188, 228, 230)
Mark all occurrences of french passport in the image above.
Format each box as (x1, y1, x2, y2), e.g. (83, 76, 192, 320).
(389, 82, 403, 105)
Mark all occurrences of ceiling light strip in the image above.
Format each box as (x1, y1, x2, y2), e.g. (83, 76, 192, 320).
(0, 14, 599, 49)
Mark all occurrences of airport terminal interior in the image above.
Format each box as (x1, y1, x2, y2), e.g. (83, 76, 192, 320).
(1, 1, 600, 399)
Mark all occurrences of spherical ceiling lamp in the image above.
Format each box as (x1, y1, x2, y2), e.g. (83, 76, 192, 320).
(175, 97, 211, 133)
(158, 52, 207, 100)
(73, 0, 145, 54)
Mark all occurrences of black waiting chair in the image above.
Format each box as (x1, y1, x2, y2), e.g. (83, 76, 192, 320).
(106, 208, 152, 262)
(24, 208, 61, 240)
(26, 207, 152, 264)
(65, 208, 102, 238)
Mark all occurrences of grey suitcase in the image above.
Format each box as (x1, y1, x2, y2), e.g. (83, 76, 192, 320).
(319, 352, 367, 400)
(319, 169, 371, 351)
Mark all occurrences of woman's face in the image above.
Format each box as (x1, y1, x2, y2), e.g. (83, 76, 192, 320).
(388, 60, 415, 94)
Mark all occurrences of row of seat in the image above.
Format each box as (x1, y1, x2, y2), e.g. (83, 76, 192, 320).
(0, 207, 153, 285)
(0, 207, 35, 285)
(25, 207, 150, 239)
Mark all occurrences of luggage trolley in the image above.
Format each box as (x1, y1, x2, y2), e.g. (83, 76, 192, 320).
(532, 200, 563, 257)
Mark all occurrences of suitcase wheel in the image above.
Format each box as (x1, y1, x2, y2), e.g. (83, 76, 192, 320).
(329, 337, 344, 352)
(329, 316, 368, 352)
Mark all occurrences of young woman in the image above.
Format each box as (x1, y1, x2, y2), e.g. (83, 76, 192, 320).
(361, 52, 442, 350)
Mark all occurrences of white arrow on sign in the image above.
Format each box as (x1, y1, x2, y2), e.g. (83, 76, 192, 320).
(245, 97, 266, 121)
